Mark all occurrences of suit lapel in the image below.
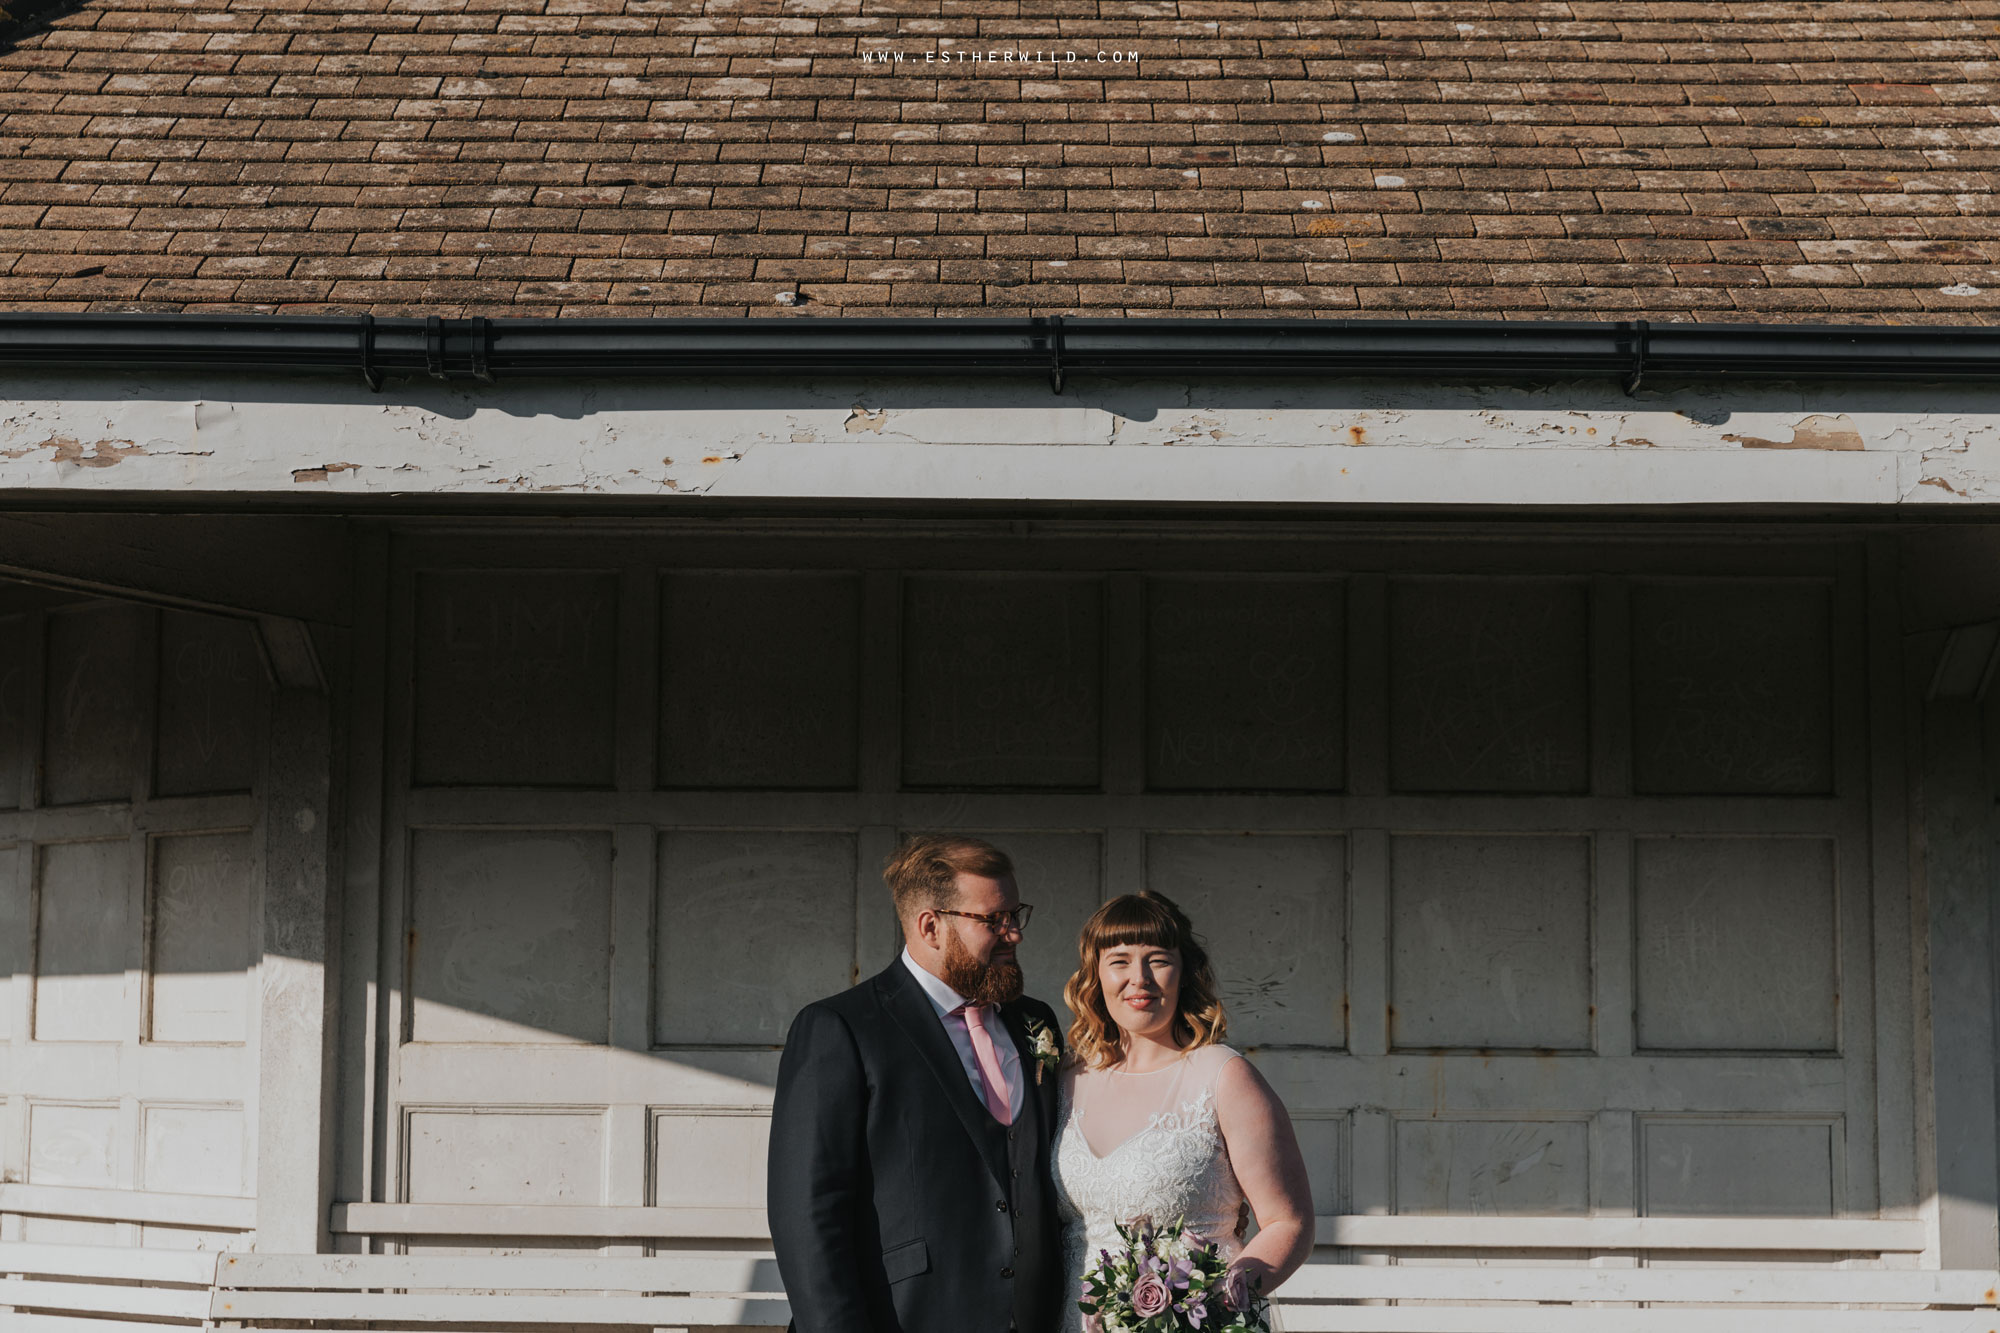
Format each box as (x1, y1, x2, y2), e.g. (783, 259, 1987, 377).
(875, 962, 1010, 1187)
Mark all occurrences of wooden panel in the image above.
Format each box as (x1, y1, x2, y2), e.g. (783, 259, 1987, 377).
(1389, 579, 1589, 793)
(412, 571, 619, 787)
(902, 575, 1102, 789)
(653, 831, 855, 1046)
(651, 1111, 769, 1208)
(0, 843, 19, 1039)
(1143, 833, 1346, 1047)
(1635, 837, 1838, 1052)
(140, 1105, 244, 1197)
(404, 1109, 604, 1205)
(1641, 1119, 1837, 1216)
(658, 572, 860, 790)
(1293, 1114, 1347, 1215)
(1000, 831, 1103, 1014)
(409, 830, 613, 1044)
(27, 1103, 117, 1187)
(1395, 1118, 1590, 1215)
(42, 604, 146, 806)
(1631, 581, 1833, 794)
(1145, 577, 1344, 792)
(154, 612, 261, 798)
(1390, 835, 1593, 1051)
(33, 839, 131, 1042)
(0, 612, 23, 810)
(149, 832, 255, 1045)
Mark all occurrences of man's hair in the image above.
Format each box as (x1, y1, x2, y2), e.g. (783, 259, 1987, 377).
(883, 834, 1013, 922)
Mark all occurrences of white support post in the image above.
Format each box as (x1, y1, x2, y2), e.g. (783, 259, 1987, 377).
(254, 683, 336, 1255)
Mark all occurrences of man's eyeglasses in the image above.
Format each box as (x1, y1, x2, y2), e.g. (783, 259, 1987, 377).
(935, 904, 1034, 935)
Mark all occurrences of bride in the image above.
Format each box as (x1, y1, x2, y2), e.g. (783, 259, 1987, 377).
(1052, 892, 1316, 1330)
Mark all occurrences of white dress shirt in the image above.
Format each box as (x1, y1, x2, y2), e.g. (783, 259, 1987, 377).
(901, 947, 1026, 1120)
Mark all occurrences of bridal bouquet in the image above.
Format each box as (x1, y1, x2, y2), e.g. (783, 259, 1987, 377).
(1077, 1216, 1270, 1332)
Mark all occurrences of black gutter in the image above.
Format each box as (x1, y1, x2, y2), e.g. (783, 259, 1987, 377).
(0, 313, 1994, 393)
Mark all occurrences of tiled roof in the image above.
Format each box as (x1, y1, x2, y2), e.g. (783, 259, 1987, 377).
(1, 0, 1999, 320)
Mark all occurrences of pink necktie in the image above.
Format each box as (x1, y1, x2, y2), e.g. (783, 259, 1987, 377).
(958, 1004, 1015, 1126)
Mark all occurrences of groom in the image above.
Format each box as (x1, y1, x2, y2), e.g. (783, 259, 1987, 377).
(768, 834, 1066, 1333)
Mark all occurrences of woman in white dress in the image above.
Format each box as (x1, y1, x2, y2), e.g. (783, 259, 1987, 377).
(1051, 892, 1316, 1330)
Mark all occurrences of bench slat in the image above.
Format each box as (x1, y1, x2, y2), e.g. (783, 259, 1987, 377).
(1274, 1309, 1999, 1333)
(4, 1314, 203, 1333)
(0, 1242, 220, 1285)
(0, 1277, 213, 1320)
(208, 1290, 794, 1323)
(216, 1252, 782, 1292)
(1278, 1267, 2000, 1305)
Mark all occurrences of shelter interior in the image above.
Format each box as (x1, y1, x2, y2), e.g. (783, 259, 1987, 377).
(3, 512, 1999, 1276)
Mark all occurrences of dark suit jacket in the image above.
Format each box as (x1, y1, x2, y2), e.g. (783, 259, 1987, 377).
(768, 959, 1066, 1333)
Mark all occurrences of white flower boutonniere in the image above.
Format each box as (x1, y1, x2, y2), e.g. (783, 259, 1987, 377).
(1026, 1017, 1061, 1085)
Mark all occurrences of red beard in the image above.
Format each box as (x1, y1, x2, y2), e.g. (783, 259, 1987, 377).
(941, 926, 1024, 1007)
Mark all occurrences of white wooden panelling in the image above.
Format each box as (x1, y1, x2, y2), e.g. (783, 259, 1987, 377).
(32, 840, 131, 1042)
(653, 831, 855, 1046)
(147, 832, 254, 1044)
(402, 1109, 605, 1205)
(357, 537, 1902, 1271)
(1145, 833, 1347, 1047)
(901, 575, 1103, 789)
(40, 605, 146, 807)
(651, 1110, 769, 1209)
(411, 571, 620, 788)
(139, 1105, 244, 1198)
(1389, 834, 1593, 1051)
(0, 1277, 211, 1319)
(1641, 1118, 1839, 1217)
(0, 612, 25, 811)
(1145, 577, 1344, 792)
(406, 829, 613, 1045)
(1395, 1117, 1592, 1216)
(658, 572, 861, 790)
(152, 613, 260, 799)
(1630, 581, 1833, 795)
(0, 842, 21, 1039)
(26, 1104, 118, 1188)
(1388, 578, 1591, 794)
(0, 1238, 220, 1279)
(1633, 836, 1839, 1053)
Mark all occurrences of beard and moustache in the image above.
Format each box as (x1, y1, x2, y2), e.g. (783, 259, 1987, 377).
(940, 922, 1024, 1007)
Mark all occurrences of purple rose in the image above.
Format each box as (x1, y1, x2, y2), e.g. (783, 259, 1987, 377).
(1131, 1273, 1171, 1319)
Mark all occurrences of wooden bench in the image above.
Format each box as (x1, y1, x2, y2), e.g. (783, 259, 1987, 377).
(6, 1239, 1999, 1331)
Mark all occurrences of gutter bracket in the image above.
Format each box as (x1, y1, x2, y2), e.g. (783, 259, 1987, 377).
(358, 313, 382, 392)
(425, 315, 446, 380)
(469, 316, 493, 383)
(1623, 319, 1649, 396)
(1049, 315, 1065, 394)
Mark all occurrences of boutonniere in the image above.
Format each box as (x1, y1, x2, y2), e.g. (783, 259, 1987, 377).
(1026, 1017, 1060, 1085)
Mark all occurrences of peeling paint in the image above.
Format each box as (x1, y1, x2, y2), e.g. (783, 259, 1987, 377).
(43, 435, 148, 467)
(292, 462, 362, 483)
(845, 406, 888, 434)
(1722, 414, 1865, 451)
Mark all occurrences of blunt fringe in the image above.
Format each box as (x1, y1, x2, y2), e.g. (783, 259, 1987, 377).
(1062, 891, 1228, 1070)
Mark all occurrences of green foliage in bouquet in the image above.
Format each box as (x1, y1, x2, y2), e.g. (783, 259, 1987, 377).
(1076, 1216, 1270, 1332)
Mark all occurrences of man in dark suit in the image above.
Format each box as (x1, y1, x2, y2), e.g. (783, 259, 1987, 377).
(769, 834, 1066, 1333)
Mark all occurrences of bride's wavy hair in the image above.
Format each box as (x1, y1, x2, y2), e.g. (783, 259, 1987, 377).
(1063, 891, 1228, 1070)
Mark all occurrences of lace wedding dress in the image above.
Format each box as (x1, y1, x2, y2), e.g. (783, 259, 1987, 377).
(1051, 1044, 1267, 1333)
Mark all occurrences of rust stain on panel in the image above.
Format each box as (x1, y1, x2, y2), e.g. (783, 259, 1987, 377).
(292, 462, 361, 483)
(1722, 413, 1865, 451)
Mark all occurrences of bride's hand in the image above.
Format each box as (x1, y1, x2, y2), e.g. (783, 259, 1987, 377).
(1222, 1258, 1270, 1311)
